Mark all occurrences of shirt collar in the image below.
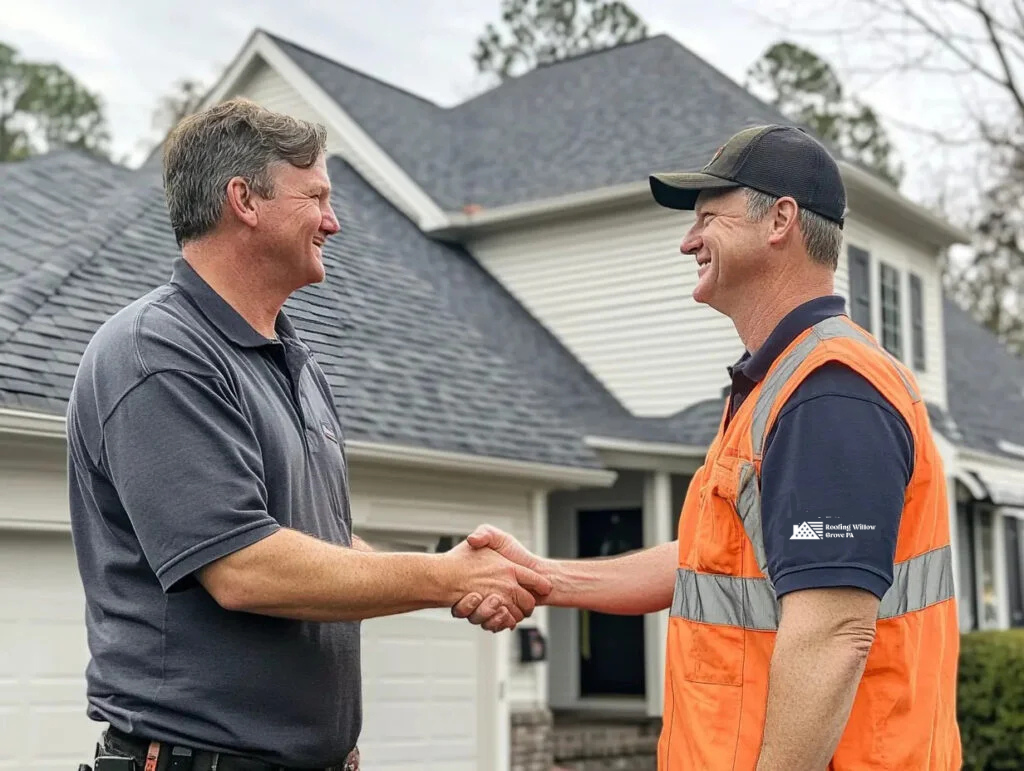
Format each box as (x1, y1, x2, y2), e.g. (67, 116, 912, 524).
(730, 295, 847, 384)
(170, 257, 296, 348)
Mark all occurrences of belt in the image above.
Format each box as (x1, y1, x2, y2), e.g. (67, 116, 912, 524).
(102, 727, 359, 771)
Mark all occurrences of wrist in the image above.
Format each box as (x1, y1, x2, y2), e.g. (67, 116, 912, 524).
(537, 557, 568, 605)
(426, 552, 461, 606)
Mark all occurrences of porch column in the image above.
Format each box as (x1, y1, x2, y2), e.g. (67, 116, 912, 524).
(531, 489, 550, 705)
(643, 471, 672, 716)
(993, 508, 1011, 629)
(946, 474, 961, 610)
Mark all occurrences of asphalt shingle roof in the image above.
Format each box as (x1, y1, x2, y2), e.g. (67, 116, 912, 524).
(0, 151, 134, 286)
(938, 297, 1024, 459)
(0, 157, 614, 469)
(334, 153, 720, 447)
(272, 32, 794, 212)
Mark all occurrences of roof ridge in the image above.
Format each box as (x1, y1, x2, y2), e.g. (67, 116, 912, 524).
(0, 180, 165, 349)
(0, 148, 129, 174)
(262, 30, 442, 110)
(531, 32, 673, 72)
(451, 34, 674, 109)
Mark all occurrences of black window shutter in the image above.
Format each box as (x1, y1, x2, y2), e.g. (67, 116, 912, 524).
(848, 245, 872, 332)
(909, 273, 926, 370)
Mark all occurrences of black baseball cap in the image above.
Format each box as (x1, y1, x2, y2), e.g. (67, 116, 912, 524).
(649, 125, 846, 227)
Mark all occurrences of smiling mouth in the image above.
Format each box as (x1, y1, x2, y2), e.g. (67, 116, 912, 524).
(696, 256, 711, 267)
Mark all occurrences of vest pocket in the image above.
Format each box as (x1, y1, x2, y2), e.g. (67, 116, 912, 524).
(666, 619, 744, 768)
(678, 617, 745, 686)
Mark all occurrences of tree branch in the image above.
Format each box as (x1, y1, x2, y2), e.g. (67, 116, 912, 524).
(860, 0, 1011, 89)
(976, 0, 1024, 121)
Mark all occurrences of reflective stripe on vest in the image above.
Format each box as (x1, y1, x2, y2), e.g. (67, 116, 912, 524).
(670, 545, 955, 630)
(669, 315, 953, 630)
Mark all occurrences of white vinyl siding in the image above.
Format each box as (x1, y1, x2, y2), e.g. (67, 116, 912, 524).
(467, 204, 743, 417)
(469, 201, 947, 418)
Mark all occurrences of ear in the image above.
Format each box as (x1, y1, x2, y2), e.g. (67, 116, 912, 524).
(224, 176, 259, 229)
(767, 196, 800, 247)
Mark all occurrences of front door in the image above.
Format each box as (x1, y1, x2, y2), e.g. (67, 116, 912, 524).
(576, 508, 645, 697)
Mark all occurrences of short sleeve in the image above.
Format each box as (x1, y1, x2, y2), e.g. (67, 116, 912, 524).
(760, 363, 914, 600)
(101, 370, 280, 591)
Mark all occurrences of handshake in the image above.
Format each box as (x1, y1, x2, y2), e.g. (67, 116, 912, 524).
(440, 525, 553, 633)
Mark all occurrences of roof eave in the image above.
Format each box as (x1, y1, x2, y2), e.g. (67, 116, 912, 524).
(838, 161, 970, 249)
(426, 179, 652, 240)
(427, 164, 971, 249)
(0, 408, 615, 489)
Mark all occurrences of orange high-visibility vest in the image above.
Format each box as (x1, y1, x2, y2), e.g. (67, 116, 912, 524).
(658, 315, 961, 770)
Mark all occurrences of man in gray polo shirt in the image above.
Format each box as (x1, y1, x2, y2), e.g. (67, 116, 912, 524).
(66, 98, 548, 771)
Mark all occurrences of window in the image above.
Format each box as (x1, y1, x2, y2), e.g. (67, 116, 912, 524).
(848, 245, 872, 332)
(880, 262, 903, 358)
(909, 273, 926, 371)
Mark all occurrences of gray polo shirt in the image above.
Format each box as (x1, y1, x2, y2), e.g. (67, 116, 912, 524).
(66, 258, 360, 767)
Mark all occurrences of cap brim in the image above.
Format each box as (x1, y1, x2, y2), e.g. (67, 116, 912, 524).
(649, 172, 739, 210)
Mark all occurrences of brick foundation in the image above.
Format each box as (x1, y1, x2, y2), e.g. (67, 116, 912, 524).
(511, 707, 555, 771)
(551, 714, 660, 771)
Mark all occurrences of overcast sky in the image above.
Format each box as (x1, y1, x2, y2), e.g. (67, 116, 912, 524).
(0, 0, 993, 210)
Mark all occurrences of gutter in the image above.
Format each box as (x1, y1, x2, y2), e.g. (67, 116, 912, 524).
(0, 408, 66, 438)
(956, 445, 1024, 474)
(0, 408, 616, 488)
(584, 435, 708, 458)
(426, 162, 970, 248)
(346, 440, 616, 487)
(838, 161, 971, 247)
(427, 180, 652, 239)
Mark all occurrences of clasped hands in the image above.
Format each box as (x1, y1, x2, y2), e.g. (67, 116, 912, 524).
(444, 525, 549, 633)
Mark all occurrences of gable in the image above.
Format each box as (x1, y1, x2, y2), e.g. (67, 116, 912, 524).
(201, 31, 447, 232)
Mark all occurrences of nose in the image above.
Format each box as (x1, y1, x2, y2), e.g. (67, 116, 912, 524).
(680, 227, 702, 256)
(322, 205, 341, 236)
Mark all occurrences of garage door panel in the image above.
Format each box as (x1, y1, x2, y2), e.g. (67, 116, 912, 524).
(0, 533, 96, 771)
(358, 609, 489, 769)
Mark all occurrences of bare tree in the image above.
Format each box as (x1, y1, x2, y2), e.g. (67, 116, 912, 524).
(835, 0, 1024, 352)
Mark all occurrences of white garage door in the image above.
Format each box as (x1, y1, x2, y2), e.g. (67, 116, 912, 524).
(0, 531, 94, 771)
(359, 609, 497, 769)
(357, 531, 500, 770)
(0, 530, 501, 771)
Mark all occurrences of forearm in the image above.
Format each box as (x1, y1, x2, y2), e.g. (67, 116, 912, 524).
(199, 528, 449, 622)
(541, 540, 677, 614)
(756, 621, 873, 770)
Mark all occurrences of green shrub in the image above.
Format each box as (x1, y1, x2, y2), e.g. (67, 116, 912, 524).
(958, 629, 1024, 770)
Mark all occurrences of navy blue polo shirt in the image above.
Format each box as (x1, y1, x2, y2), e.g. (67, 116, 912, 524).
(66, 258, 360, 766)
(727, 296, 913, 600)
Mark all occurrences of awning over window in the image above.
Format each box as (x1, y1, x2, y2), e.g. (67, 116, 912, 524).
(959, 461, 1024, 507)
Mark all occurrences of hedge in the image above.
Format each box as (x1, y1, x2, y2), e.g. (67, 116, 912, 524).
(958, 629, 1024, 770)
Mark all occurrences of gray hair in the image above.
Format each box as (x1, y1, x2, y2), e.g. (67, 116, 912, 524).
(744, 188, 843, 270)
(162, 97, 328, 246)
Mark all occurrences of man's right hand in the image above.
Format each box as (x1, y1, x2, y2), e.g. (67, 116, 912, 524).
(439, 538, 551, 632)
(449, 525, 548, 631)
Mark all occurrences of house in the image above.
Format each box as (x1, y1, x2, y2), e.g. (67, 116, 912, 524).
(1, 27, 1023, 771)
